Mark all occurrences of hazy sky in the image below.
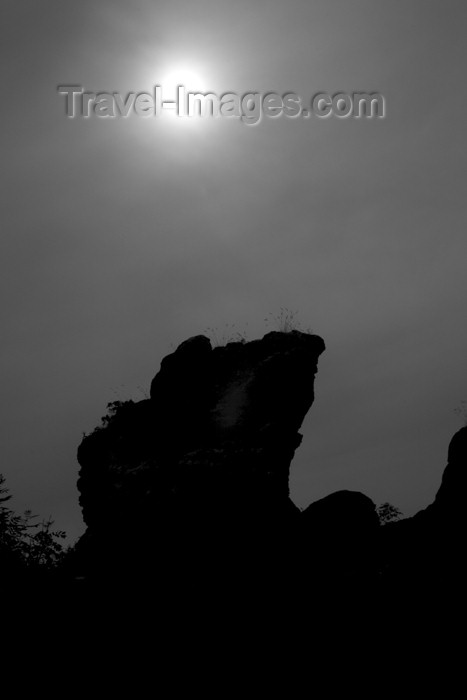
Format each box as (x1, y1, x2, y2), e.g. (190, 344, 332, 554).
(1, 0, 466, 543)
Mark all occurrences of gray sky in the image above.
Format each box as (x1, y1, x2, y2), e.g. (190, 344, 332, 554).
(1, 0, 466, 543)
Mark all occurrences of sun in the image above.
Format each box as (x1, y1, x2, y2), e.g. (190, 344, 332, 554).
(158, 68, 208, 101)
(150, 65, 213, 127)
(137, 60, 216, 132)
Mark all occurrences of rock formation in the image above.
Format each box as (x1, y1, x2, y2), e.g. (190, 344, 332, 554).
(73, 325, 465, 593)
(381, 425, 467, 585)
(76, 330, 325, 578)
(300, 490, 380, 578)
(426, 424, 467, 520)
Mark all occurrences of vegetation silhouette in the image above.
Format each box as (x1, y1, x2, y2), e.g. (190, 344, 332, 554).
(0, 473, 67, 582)
(377, 502, 403, 525)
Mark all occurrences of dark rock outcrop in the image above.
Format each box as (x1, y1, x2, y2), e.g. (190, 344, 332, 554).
(381, 425, 467, 584)
(426, 424, 467, 519)
(73, 324, 465, 597)
(300, 490, 380, 577)
(76, 330, 325, 578)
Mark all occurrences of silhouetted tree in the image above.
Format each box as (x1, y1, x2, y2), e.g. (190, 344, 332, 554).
(0, 473, 67, 574)
(377, 502, 403, 525)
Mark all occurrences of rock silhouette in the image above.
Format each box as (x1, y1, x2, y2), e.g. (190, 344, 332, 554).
(70, 329, 466, 601)
(380, 425, 467, 586)
(429, 424, 467, 518)
(300, 490, 380, 578)
(75, 330, 325, 581)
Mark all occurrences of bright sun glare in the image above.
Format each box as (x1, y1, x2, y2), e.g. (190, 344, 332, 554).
(136, 60, 217, 135)
(150, 65, 212, 129)
(159, 68, 208, 100)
